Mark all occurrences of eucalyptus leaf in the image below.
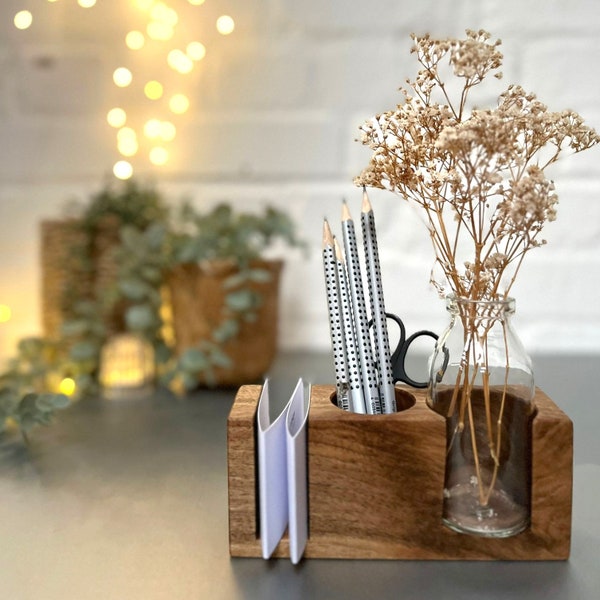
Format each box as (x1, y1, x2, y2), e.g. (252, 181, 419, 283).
(36, 393, 69, 411)
(209, 347, 233, 369)
(140, 265, 163, 284)
(61, 319, 91, 337)
(144, 222, 166, 251)
(125, 304, 157, 332)
(246, 268, 272, 283)
(179, 348, 209, 373)
(70, 341, 100, 362)
(119, 278, 149, 301)
(120, 225, 143, 251)
(212, 319, 239, 343)
(225, 289, 256, 312)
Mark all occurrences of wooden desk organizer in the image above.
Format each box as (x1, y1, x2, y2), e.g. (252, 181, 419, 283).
(227, 384, 572, 560)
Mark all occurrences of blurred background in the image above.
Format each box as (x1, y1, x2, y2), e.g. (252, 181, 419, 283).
(0, 0, 599, 370)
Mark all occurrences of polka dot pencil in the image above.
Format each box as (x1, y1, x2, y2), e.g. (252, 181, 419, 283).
(341, 201, 382, 415)
(322, 219, 350, 411)
(334, 237, 366, 414)
(361, 188, 397, 414)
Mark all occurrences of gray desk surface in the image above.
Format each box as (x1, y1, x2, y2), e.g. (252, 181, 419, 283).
(1, 352, 598, 600)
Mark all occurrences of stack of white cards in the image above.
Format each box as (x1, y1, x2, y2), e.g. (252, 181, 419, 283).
(256, 378, 310, 564)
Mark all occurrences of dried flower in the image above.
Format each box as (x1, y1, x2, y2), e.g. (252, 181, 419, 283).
(355, 30, 600, 302)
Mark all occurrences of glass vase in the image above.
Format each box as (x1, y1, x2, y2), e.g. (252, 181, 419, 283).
(427, 294, 535, 538)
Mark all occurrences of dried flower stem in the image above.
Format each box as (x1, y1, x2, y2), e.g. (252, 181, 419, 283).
(355, 30, 599, 508)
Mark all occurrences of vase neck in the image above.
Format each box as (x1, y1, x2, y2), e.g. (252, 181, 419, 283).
(446, 294, 516, 321)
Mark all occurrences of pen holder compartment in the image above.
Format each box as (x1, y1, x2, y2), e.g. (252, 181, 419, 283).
(227, 385, 572, 560)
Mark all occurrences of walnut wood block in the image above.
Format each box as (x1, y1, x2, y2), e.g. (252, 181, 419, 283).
(227, 385, 572, 560)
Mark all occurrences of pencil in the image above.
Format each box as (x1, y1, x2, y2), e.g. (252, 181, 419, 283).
(361, 189, 396, 413)
(334, 237, 366, 414)
(341, 200, 382, 415)
(322, 219, 350, 410)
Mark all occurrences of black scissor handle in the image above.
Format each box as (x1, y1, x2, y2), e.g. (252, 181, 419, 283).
(385, 312, 438, 389)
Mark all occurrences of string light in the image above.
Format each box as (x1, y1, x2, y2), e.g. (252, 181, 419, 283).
(149, 147, 169, 165)
(126, 31, 146, 50)
(113, 160, 134, 180)
(169, 93, 190, 114)
(107, 108, 127, 128)
(216, 15, 235, 35)
(186, 41, 206, 61)
(14, 11, 33, 30)
(113, 67, 133, 87)
(0, 304, 11, 323)
(58, 377, 76, 397)
(144, 80, 164, 100)
(15, 1, 236, 178)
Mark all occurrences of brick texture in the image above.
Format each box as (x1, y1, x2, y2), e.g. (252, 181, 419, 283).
(0, 0, 599, 366)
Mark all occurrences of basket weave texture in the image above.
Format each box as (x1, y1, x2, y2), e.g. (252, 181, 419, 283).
(168, 259, 283, 386)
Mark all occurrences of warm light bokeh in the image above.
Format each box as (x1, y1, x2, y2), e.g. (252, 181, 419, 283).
(113, 67, 133, 87)
(16, 0, 235, 176)
(126, 30, 146, 50)
(59, 377, 77, 397)
(169, 93, 190, 114)
(0, 304, 12, 323)
(113, 160, 134, 180)
(14, 11, 33, 30)
(216, 15, 235, 35)
(107, 107, 127, 128)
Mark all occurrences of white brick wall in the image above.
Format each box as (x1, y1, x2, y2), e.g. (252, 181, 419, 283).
(0, 0, 599, 366)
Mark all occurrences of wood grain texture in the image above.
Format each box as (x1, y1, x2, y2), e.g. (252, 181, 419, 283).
(227, 385, 573, 560)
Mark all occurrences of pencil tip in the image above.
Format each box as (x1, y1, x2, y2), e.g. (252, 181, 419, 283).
(322, 218, 334, 246)
(341, 199, 352, 221)
(361, 188, 372, 213)
(333, 236, 344, 260)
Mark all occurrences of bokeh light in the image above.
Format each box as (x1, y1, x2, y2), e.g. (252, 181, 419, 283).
(169, 93, 190, 114)
(187, 41, 206, 61)
(14, 11, 33, 30)
(126, 30, 145, 50)
(78, 0, 97, 7)
(0, 304, 12, 323)
(149, 147, 169, 165)
(167, 49, 193, 74)
(113, 160, 133, 180)
(59, 377, 76, 397)
(216, 15, 235, 35)
(144, 80, 164, 100)
(107, 107, 127, 128)
(113, 67, 133, 87)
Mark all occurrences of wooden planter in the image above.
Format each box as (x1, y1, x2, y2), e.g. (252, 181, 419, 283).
(168, 259, 283, 387)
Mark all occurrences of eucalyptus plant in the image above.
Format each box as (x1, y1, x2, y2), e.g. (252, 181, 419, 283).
(0, 180, 305, 423)
(0, 337, 69, 441)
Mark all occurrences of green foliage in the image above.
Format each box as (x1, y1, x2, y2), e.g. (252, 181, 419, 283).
(0, 180, 305, 429)
(0, 337, 71, 440)
(170, 202, 305, 268)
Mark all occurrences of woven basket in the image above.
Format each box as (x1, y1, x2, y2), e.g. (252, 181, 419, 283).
(40, 219, 92, 340)
(168, 259, 283, 387)
(40, 217, 124, 340)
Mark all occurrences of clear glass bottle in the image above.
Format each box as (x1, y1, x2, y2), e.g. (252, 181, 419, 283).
(427, 294, 535, 538)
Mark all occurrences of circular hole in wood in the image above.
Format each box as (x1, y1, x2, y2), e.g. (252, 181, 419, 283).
(330, 386, 416, 414)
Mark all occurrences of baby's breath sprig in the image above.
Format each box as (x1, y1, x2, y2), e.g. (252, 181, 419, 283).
(355, 29, 599, 302)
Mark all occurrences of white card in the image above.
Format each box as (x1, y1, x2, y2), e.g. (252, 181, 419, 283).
(257, 379, 289, 559)
(286, 379, 310, 564)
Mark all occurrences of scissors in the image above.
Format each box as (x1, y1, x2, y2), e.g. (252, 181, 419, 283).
(372, 312, 439, 389)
